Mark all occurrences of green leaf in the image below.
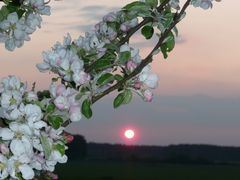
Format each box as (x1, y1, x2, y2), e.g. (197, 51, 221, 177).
(123, 1, 151, 16)
(37, 90, 51, 100)
(77, 48, 86, 58)
(107, 21, 120, 32)
(145, 0, 158, 7)
(75, 92, 83, 101)
(33, 101, 44, 111)
(6, 3, 18, 13)
(46, 103, 55, 113)
(92, 60, 112, 70)
(122, 89, 133, 105)
(92, 51, 116, 71)
(123, 1, 146, 11)
(48, 115, 64, 129)
(114, 93, 125, 109)
(160, 44, 168, 59)
(54, 144, 65, 156)
(113, 90, 133, 108)
(0, 6, 9, 21)
(15, 172, 23, 180)
(81, 99, 92, 119)
(160, 32, 175, 59)
(104, 43, 118, 51)
(114, 74, 123, 81)
(141, 25, 154, 40)
(97, 73, 114, 86)
(119, 51, 131, 63)
(40, 134, 52, 159)
(163, 12, 174, 28)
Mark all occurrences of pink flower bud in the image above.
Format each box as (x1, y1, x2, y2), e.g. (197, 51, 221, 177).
(143, 89, 153, 102)
(0, 143, 9, 155)
(64, 132, 74, 144)
(56, 84, 66, 96)
(103, 12, 117, 22)
(120, 24, 129, 32)
(133, 81, 142, 90)
(73, 71, 91, 86)
(126, 60, 137, 72)
(47, 172, 58, 180)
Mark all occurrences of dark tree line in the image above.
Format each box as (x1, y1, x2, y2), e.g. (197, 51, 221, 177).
(67, 135, 240, 165)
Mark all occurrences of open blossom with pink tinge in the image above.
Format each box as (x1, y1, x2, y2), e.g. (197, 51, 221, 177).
(49, 83, 82, 122)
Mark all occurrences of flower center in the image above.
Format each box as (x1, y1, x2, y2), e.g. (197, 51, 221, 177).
(10, 23, 17, 31)
(0, 163, 6, 171)
(10, 98, 17, 105)
(15, 131, 23, 139)
(14, 161, 21, 169)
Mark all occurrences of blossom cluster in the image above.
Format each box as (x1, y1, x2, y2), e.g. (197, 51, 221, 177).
(191, 0, 221, 10)
(119, 44, 159, 102)
(0, 0, 51, 51)
(37, 5, 159, 105)
(0, 76, 76, 179)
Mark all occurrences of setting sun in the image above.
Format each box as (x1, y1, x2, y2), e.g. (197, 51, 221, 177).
(124, 129, 135, 139)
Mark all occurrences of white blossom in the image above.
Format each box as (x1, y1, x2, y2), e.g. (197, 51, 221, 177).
(26, 91, 38, 102)
(8, 122, 33, 157)
(24, 0, 51, 16)
(69, 105, 82, 122)
(120, 44, 141, 64)
(191, 0, 221, 9)
(7, 155, 34, 179)
(24, 104, 47, 136)
(0, 154, 8, 179)
(169, 0, 180, 10)
(143, 89, 153, 102)
(0, 12, 29, 51)
(120, 18, 138, 32)
(139, 65, 159, 89)
(103, 12, 118, 22)
(95, 22, 117, 41)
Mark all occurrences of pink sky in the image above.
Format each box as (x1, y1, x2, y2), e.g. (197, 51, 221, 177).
(1, 0, 240, 145)
(1, 0, 239, 97)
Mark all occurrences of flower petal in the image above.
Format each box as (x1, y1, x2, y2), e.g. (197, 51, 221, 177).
(0, 128, 14, 140)
(19, 164, 34, 180)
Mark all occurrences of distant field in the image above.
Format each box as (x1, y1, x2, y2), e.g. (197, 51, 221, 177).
(55, 161, 240, 180)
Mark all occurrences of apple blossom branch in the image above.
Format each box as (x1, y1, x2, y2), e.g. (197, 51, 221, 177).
(91, 0, 191, 104)
(85, 0, 171, 73)
(117, 0, 171, 47)
(62, 0, 191, 128)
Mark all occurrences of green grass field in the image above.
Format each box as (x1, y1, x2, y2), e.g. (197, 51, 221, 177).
(55, 161, 240, 180)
